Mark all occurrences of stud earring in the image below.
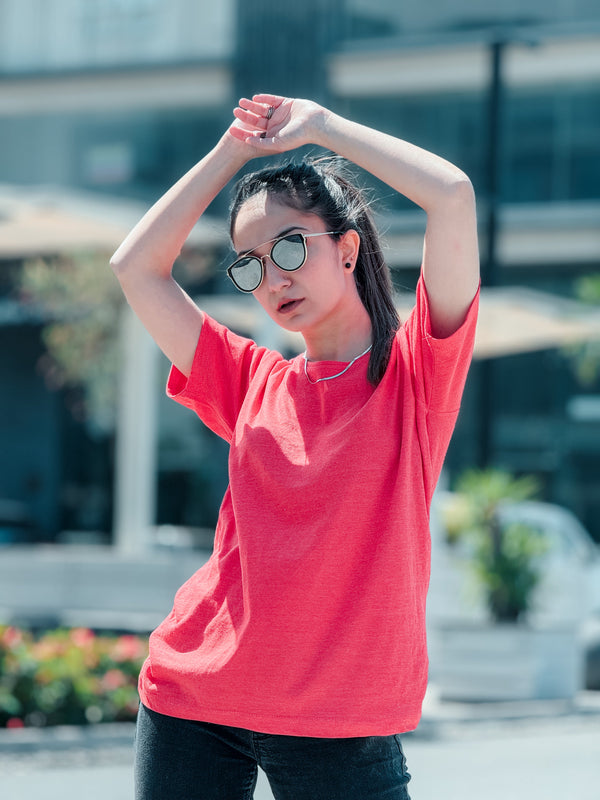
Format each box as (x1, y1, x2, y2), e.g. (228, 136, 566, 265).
(345, 262, 352, 269)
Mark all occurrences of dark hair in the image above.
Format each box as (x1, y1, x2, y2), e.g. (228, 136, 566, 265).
(229, 158, 399, 386)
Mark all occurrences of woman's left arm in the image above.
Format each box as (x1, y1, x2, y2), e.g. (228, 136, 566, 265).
(317, 107, 480, 339)
(233, 95, 480, 339)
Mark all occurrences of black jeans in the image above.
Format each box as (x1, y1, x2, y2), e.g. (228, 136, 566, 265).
(135, 703, 412, 800)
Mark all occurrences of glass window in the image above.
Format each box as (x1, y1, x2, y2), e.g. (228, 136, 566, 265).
(343, 0, 600, 40)
(70, 108, 226, 203)
(504, 86, 600, 202)
(340, 83, 600, 207)
(569, 89, 600, 200)
(338, 94, 486, 209)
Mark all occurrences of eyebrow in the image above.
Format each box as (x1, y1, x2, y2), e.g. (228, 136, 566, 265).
(236, 226, 309, 258)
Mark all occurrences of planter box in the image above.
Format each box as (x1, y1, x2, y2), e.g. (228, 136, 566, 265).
(433, 623, 584, 702)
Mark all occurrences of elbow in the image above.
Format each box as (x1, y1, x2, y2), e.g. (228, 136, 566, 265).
(426, 171, 476, 217)
(449, 173, 476, 205)
(426, 175, 476, 226)
(109, 253, 122, 277)
(110, 247, 132, 283)
(436, 173, 476, 218)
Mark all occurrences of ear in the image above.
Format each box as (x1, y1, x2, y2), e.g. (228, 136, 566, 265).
(338, 229, 361, 273)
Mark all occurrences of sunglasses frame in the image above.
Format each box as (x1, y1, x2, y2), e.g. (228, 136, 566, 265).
(226, 231, 341, 293)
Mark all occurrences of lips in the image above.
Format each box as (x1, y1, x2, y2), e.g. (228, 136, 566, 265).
(277, 298, 303, 314)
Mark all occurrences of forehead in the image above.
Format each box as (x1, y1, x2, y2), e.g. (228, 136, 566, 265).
(231, 191, 323, 253)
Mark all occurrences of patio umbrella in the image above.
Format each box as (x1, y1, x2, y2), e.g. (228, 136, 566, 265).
(195, 288, 600, 361)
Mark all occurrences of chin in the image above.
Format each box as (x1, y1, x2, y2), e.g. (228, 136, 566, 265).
(273, 316, 305, 334)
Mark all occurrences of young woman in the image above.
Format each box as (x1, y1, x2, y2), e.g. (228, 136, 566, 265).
(111, 93, 480, 800)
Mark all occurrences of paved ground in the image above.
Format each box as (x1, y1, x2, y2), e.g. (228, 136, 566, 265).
(1, 696, 599, 800)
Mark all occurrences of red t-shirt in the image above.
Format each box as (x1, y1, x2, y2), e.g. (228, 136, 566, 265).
(138, 277, 479, 737)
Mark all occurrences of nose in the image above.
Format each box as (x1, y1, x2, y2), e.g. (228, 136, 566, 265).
(263, 255, 291, 292)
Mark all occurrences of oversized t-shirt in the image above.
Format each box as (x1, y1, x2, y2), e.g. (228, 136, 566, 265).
(138, 276, 479, 737)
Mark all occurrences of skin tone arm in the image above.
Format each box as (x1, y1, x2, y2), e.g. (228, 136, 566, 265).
(232, 94, 480, 339)
(110, 137, 252, 376)
(111, 93, 479, 379)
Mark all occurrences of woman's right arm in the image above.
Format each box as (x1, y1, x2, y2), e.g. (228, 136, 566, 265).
(110, 135, 250, 377)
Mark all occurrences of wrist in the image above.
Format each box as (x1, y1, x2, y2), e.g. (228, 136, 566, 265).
(214, 130, 253, 170)
(308, 104, 334, 149)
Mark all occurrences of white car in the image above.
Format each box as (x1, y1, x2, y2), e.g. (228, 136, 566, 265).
(429, 493, 600, 623)
(428, 493, 600, 689)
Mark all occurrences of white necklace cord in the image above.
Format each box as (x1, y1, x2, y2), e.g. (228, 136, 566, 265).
(303, 344, 372, 384)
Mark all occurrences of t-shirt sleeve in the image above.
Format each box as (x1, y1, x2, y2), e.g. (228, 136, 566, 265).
(400, 275, 479, 499)
(165, 313, 280, 443)
(403, 274, 480, 415)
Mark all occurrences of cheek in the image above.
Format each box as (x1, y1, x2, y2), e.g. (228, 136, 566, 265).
(316, 261, 347, 295)
(252, 285, 277, 318)
(252, 286, 268, 308)
(303, 251, 342, 286)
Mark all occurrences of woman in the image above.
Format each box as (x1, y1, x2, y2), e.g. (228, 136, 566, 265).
(111, 94, 480, 800)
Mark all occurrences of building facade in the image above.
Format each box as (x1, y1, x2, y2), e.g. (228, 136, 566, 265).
(1, 0, 599, 543)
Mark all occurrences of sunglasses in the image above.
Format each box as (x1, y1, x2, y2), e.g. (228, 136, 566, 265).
(226, 231, 341, 293)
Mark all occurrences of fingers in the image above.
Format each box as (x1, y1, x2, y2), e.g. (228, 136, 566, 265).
(229, 94, 289, 151)
(237, 99, 267, 117)
(228, 124, 253, 143)
(238, 94, 286, 122)
(252, 93, 285, 107)
(234, 98, 279, 137)
(233, 97, 282, 143)
(233, 107, 268, 130)
(228, 120, 275, 148)
(229, 100, 270, 145)
(238, 97, 278, 119)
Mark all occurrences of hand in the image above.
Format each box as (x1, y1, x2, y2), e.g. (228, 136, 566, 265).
(228, 94, 325, 155)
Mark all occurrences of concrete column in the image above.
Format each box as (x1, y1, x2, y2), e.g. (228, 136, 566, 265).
(113, 306, 158, 553)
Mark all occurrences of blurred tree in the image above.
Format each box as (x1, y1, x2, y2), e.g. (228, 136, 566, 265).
(17, 252, 122, 435)
(567, 273, 600, 386)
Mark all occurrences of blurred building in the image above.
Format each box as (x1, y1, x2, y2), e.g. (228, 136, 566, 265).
(1, 0, 599, 544)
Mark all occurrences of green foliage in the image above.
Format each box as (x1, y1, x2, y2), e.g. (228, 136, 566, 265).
(0, 626, 148, 728)
(455, 469, 540, 525)
(566, 273, 600, 386)
(576, 274, 600, 305)
(18, 252, 123, 434)
(447, 469, 546, 623)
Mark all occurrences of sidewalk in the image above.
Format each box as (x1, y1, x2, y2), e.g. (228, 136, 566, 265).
(1, 691, 599, 800)
(418, 683, 600, 733)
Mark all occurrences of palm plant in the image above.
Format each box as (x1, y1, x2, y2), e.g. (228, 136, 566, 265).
(444, 469, 546, 623)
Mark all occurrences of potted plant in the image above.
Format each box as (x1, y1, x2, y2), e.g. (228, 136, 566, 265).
(432, 468, 584, 701)
(444, 469, 545, 622)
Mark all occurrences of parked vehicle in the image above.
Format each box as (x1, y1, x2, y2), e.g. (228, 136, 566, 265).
(429, 492, 600, 690)
(432, 493, 600, 620)
(499, 500, 600, 618)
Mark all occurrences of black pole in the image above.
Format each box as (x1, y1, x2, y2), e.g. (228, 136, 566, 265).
(478, 38, 504, 466)
(483, 39, 503, 289)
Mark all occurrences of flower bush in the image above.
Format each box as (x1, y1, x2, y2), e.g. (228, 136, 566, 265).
(0, 625, 148, 728)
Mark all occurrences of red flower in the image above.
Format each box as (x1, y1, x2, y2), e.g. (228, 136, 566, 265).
(102, 669, 128, 691)
(1, 627, 24, 649)
(70, 628, 96, 648)
(112, 635, 147, 662)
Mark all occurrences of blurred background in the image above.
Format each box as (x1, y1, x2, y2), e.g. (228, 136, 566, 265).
(1, 0, 600, 719)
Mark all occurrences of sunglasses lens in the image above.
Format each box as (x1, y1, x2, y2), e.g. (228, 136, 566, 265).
(230, 257, 262, 292)
(271, 234, 305, 271)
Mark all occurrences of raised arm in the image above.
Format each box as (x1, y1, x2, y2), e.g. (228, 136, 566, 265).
(232, 94, 480, 338)
(110, 135, 250, 376)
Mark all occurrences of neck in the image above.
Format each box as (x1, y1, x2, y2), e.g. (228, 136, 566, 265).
(302, 304, 372, 362)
